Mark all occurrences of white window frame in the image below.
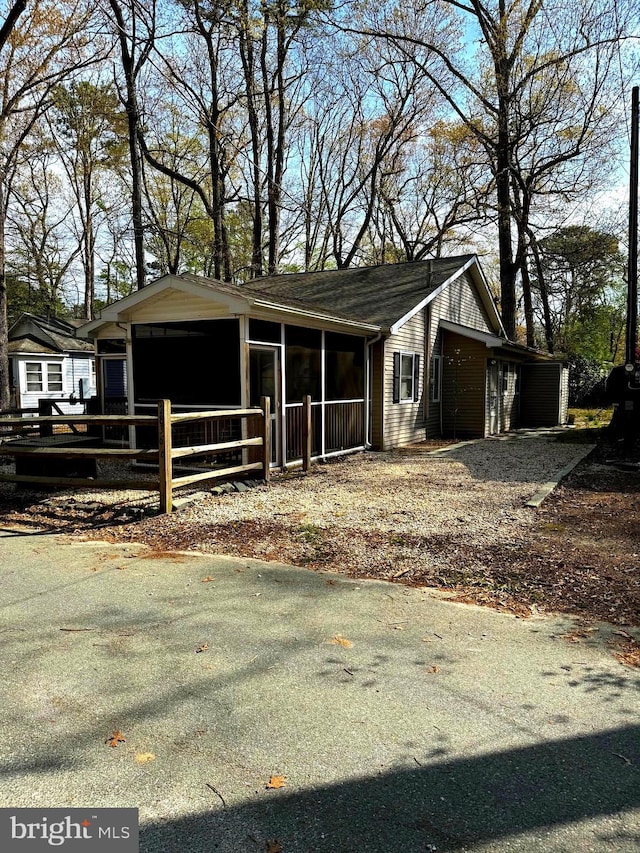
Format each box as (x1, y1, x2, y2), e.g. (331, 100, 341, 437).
(47, 362, 63, 393)
(25, 361, 43, 392)
(399, 351, 417, 403)
(24, 359, 65, 394)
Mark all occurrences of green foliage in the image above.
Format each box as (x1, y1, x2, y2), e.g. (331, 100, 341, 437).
(52, 80, 128, 167)
(6, 275, 70, 325)
(567, 354, 608, 407)
(533, 225, 626, 364)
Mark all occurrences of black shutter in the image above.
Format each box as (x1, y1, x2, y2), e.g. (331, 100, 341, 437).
(413, 354, 420, 401)
(392, 352, 400, 403)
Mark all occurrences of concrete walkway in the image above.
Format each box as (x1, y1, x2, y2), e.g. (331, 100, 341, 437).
(1, 528, 639, 852)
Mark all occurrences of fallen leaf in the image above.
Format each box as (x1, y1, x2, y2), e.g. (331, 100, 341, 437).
(265, 775, 286, 789)
(201, 576, 215, 583)
(330, 634, 352, 648)
(196, 643, 209, 653)
(266, 842, 283, 853)
(613, 640, 640, 668)
(135, 752, 155, 764)
(106, 730, 126, 748)
(426, 665, 441, 674)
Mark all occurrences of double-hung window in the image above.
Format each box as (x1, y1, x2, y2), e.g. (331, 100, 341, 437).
(393, 351, 420, 403)
(26, 362, 43, 392)
(47, 363, 63, 392)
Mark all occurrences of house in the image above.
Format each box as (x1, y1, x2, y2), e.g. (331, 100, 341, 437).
(8, 313, 96, 413)
(80, 255, 568, 465)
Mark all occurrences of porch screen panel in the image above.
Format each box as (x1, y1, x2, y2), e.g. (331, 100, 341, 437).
(325, 332, 364, 401)
(325, 402, 365, 452)
(285, 326, 321, 403)
(132, 319, 240, 406)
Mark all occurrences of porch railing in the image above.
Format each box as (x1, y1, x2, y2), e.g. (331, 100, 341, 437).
(285, 397, 365, 463)
(0, 398, 271, 514)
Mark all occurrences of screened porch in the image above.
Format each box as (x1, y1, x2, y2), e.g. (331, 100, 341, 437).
(94, 316, 369, 469)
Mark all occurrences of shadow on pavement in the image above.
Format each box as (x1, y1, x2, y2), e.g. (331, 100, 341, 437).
(139, 725, 640, 852)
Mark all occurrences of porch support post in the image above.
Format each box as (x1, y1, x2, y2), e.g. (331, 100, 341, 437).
(261, 395, 271, 482)
(158, 398, 173, 514)
(125, 324, 135, 448)
(302, 394, 312, 472)
(240, 316, 249, 467)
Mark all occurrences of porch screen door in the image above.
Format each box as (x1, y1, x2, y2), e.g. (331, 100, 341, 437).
(249, 346, 279, 465)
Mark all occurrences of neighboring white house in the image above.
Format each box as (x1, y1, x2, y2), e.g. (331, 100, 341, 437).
(8, 313, 96, 413)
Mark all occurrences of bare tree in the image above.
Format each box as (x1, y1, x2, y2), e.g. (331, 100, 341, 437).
(107, 0, 156, 291)
(341, 0, 638, 338)
(0, 0, 99, 410)
(7, 145, 81, 315)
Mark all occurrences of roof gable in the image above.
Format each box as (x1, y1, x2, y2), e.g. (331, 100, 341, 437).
(9, 313, 94, 353)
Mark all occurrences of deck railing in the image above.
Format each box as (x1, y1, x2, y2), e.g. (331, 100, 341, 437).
(0, 398, 272, 514)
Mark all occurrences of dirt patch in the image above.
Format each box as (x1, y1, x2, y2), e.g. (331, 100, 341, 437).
(1, 432, 639, 629)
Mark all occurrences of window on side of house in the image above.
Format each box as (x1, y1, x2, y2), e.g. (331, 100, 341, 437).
(393, 351, 420, 403)
(429, 354, 441, 403)
(25, 362, 43, 392)
(47, 362, 63, 393)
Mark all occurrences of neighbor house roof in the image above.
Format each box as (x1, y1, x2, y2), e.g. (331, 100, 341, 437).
(9, 313, 94, 354)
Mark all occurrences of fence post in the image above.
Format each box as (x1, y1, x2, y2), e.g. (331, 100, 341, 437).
(38, 399, 53, 437)
(261, 395, 271, 482)
(302, 394, 312, 472)
(158, 399, 173, 514)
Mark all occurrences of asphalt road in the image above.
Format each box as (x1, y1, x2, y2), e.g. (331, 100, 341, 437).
(1, 528, 639, 852)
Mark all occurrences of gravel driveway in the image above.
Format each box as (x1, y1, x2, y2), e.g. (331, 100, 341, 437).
(3, 428, 639, 627)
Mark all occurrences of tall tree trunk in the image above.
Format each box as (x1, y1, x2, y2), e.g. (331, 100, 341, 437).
(528, 229, 555, 353)
(109, 0, 149, 291)
(0, 172, 10, 411)
(239, 0, 264, 278)
(495, 80, 517, 339)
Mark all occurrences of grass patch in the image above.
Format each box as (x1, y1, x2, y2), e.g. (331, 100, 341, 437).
(554, 407, 613, 444)
(568, 407, 613, 430)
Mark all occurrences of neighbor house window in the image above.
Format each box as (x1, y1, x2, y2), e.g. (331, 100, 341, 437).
(393, 351, 420, 403)
(25, 362, 43, 392)
(47, 363, 63, 392)
(429, 354, 441, 403)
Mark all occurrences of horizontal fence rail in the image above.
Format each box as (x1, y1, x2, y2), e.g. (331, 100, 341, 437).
(0, 398, 272, 514)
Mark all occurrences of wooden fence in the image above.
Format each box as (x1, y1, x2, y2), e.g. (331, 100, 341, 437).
(0, 397, 273, 514)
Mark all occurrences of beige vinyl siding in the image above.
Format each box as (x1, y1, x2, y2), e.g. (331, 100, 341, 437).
(520, 362, 565, 426)
(442, 332, 487, 438)
(382, 310, 426, 449)
(428, 270, 495, 347)
(125, 290, 232, 323)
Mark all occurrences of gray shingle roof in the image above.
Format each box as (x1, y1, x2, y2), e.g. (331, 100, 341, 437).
(242, 255, 476, 328)
(9, 313, 94, 353)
